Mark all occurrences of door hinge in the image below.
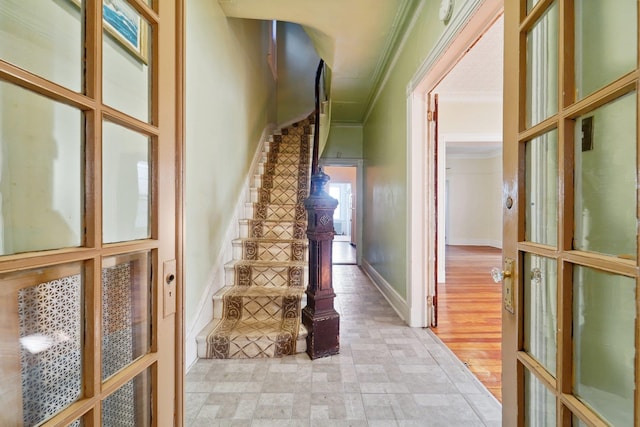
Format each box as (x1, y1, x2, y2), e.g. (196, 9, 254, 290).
(427, 110, 436, 122)
(427, 295, 433, 307)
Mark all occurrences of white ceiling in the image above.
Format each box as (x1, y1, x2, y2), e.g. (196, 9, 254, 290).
(437, 15, 504, 157)
(435, 15, 503, 101)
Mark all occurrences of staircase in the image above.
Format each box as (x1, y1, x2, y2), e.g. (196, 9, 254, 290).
(197, 116, 314, 359)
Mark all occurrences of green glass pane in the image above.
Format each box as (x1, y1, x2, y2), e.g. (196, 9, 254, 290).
(572, 415, 588, 427)
(575, 0, 637, 99)
(102, 121, 151, 244)
(573, 266, 635, 426)
(524, 254, 557, 376)
(525, 369, 556, 426)
(525, 129, 558, 246)
(102, 367, 151, 426)
(526, 2, 559, 128)
(0, 0, 82, 92)
(0, 81, 83, 255)
(574, 93, 636, 258)
(102, 0, 152, 123)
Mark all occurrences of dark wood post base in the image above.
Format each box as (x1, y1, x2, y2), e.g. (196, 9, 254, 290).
(302, 306, 339, 359)
(304, 170, 340, 359)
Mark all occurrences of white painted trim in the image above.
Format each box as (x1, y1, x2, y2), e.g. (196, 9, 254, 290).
(361, 258, 410, 324)
(406, 91, 428, 327)
(185, 123, 276, 369)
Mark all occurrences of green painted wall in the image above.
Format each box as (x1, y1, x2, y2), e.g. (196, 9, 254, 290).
(361, 0, 457, 298)
(322, 125, 363, 159)
(277, 22, 320, 125)
(185, 0, 276, 328)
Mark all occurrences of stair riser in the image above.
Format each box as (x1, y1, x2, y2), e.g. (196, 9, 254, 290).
(232, 240, 308, 262)
(224, 264, 309, 288)
(260, 152, 311, 165)
(195, 318, 307, 357)
(213, 290, 308, 320)
(239, 220, 306, 240)
(244, 203, 307, 222)
(254, 175, 303, 190)
(250, 188, 308, 205)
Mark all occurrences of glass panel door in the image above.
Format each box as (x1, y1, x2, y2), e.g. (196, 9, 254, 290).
(503, 0, 639, 425)
(0, 0, 180, 424)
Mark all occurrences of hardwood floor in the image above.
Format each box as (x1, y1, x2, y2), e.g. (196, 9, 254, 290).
(432, 245, 503, 402)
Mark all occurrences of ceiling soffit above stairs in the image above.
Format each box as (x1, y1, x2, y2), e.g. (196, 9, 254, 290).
(218, 0, 418, 124)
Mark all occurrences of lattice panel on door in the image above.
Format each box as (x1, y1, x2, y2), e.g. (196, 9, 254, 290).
(18, 274, 82, 427)
(101, 261, 136, 425)
(102, 262, 133, 380)
(102, 379, 135, 427)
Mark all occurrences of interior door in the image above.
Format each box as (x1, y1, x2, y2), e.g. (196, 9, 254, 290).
(503, 0, 638, 425)
(0, 0, 181, 425)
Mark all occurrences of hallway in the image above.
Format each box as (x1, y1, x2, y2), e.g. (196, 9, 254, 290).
(185, 265, 501, 426)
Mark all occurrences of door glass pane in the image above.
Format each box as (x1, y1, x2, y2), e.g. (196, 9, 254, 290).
(573, 93, 636, 258)
(102, 252, 151, 380)
(102, 367, 151, 426)
(0, 264, 83, 426)
(0, 0, 82, 92)
(524, 254, 557, 375)
(0, 81, 83, 255)
(525, 129, 558, 246)
(572, 415, 588, 427)
(527, 0, 541, 13)
(575, 0, 637, 99)
(102, 121, 151, 243)
(102, 0, 152, 123)
(526, 2, 559, 128)
(524, 369, 556, 426)
(573, 266, 635, 426)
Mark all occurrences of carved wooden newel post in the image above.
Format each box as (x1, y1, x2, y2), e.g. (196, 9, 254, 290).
(303, 170, 339, 359)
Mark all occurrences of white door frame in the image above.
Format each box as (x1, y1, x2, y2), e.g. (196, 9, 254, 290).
(406, 0, 503, 327)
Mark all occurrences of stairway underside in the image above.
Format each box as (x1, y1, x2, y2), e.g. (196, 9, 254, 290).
(200, 117, 313, 359)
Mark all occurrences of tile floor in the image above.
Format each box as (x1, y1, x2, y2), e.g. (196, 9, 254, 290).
(185, 265, 502, 426)
(332, 241, 357, 265)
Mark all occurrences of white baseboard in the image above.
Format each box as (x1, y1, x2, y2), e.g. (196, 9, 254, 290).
(184, 123, 276, 370)
(447, 239, 502, 249)
(361, 258, 410, 324)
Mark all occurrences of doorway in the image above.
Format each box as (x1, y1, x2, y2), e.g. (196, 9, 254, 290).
(421, 11, 505, 402)
(323, 165, 358, 265)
